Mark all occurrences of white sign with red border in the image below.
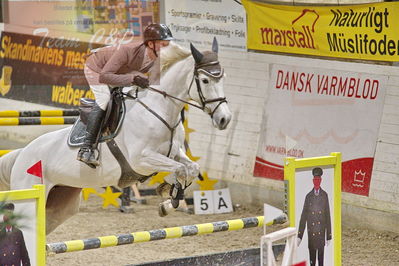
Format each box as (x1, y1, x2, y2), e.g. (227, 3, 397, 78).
(254, 64, 388, 196)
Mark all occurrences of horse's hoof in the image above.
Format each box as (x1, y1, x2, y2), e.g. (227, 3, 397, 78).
(158, 203, 168, 217)
(156, 183, 172, 198)
(119, 206, 135, 213)
(158, 199, 175, 217)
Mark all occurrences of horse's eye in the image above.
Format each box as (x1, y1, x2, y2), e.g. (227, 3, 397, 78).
(202, 79, 209, 84)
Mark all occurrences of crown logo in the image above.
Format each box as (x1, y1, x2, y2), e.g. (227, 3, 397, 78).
(352, 170, 366, 187)
(0, 66, 13, 96)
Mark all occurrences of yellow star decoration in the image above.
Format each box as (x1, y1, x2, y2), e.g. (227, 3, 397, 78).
(182, 107, 200, 161)
(149, 172, 170, 185)
(186, 148, 200, 162)
(183, 119, 195, 142)
(196, 171, 218, 190)
(82, 188, 98, 201)
(98, 186, 122, 208)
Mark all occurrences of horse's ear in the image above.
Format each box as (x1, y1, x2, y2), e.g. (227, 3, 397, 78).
(190, 43, 203, 64)
(212, 37, 218, 53)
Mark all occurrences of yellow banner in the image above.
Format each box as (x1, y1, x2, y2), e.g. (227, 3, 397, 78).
(242, 0, 399, 61)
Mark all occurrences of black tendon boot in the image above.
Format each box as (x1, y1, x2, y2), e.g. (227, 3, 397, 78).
(77, 104, 106, 168)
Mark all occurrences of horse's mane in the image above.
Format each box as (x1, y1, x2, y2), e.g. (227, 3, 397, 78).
(161, 42, 191, 73)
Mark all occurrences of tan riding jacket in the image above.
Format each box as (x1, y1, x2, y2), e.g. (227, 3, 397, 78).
(85, 42, 156, 86)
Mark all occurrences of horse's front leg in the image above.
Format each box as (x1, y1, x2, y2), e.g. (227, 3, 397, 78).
(139, 149, 189, 183)
(138, 149, 189, 215)
(173, 147, 200, 187)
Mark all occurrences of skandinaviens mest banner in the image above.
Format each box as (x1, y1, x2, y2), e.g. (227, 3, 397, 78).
(0, 31, 102, 107)
(242, 0, 399, 62)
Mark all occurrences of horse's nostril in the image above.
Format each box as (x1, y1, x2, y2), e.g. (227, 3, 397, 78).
(220, 118, 225, 126)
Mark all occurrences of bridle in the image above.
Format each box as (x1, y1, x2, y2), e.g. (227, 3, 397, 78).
(189, 60, 227, 118)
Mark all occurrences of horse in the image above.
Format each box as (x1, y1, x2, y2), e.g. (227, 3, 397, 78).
(0, 38, 232, 234)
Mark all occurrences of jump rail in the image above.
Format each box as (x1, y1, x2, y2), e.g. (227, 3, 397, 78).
(0, 117, 77, 125)
(0, 110, 79, 117)
(46, 216, 265, 255)
(0, 150, 12, 156)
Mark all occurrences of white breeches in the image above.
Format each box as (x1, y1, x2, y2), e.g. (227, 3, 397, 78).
(84, 65, 110, 111)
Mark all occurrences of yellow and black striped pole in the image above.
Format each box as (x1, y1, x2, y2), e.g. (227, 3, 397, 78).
(46, 216, 265, 255)
(0, 110, 79, 117)
(0, 117, 77, 126)
(0, 150, 12, 156)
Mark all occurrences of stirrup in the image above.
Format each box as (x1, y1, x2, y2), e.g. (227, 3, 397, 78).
(77, 147, 99, 168)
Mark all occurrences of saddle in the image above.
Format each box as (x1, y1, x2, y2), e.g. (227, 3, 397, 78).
(67, 87, 125, 147)
(67, 87, 154, 188)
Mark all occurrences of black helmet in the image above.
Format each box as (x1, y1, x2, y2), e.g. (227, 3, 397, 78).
(143, 23, 174, 43)
(312, 167, 323, 177)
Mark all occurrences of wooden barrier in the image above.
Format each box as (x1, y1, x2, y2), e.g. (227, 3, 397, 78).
(46, 216, 265, 255)
(0, 110, 79, 117)
(0, 150, 12, 156)
(0, 117, 77, 125)
(0, 109, 78, 125)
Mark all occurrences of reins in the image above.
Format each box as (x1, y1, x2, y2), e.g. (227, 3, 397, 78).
(146, 85, 204, 110)
(144, 61, 227, 117)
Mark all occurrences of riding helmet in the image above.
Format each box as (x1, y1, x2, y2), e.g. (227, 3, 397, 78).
(143, 23, 174, 43)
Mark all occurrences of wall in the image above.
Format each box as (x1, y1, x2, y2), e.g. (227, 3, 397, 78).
(186, 45, 398, 233)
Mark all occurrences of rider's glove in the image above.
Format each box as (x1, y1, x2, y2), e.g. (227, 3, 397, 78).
(133, 76, 149, 88)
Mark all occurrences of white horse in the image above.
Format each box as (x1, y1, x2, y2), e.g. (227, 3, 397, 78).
(0, 39, 231, 234)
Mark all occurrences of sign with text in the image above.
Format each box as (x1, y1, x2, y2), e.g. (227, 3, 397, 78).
(0, 31, 99, 107)
(1, 0, 160, 107)
(242, 0, 399, 62)
(7, 0, 159, 38)
(254, 64, 387, 196)
(193, 188, 233, 215)
(165, 0, 246, 50)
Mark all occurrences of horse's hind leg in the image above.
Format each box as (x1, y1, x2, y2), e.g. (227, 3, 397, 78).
(46, 186, 82, 234)
(0, 149, 22, 191)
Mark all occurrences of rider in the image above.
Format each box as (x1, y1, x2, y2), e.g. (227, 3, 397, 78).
(77, 23, 174, 167)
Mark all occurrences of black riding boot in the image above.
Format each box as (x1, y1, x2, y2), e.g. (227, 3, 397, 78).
(77, 104, 105, 167)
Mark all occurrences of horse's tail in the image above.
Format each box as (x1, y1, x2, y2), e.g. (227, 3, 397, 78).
(0, 149, 21, 191)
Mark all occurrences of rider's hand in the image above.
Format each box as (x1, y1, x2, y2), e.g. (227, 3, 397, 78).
(133, 75, 149, 88)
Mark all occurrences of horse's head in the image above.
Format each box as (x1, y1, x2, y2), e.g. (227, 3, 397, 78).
(189, 38, 232, 130)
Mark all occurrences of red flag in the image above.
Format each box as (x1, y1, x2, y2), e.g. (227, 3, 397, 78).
(27, 161, 43, 180)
